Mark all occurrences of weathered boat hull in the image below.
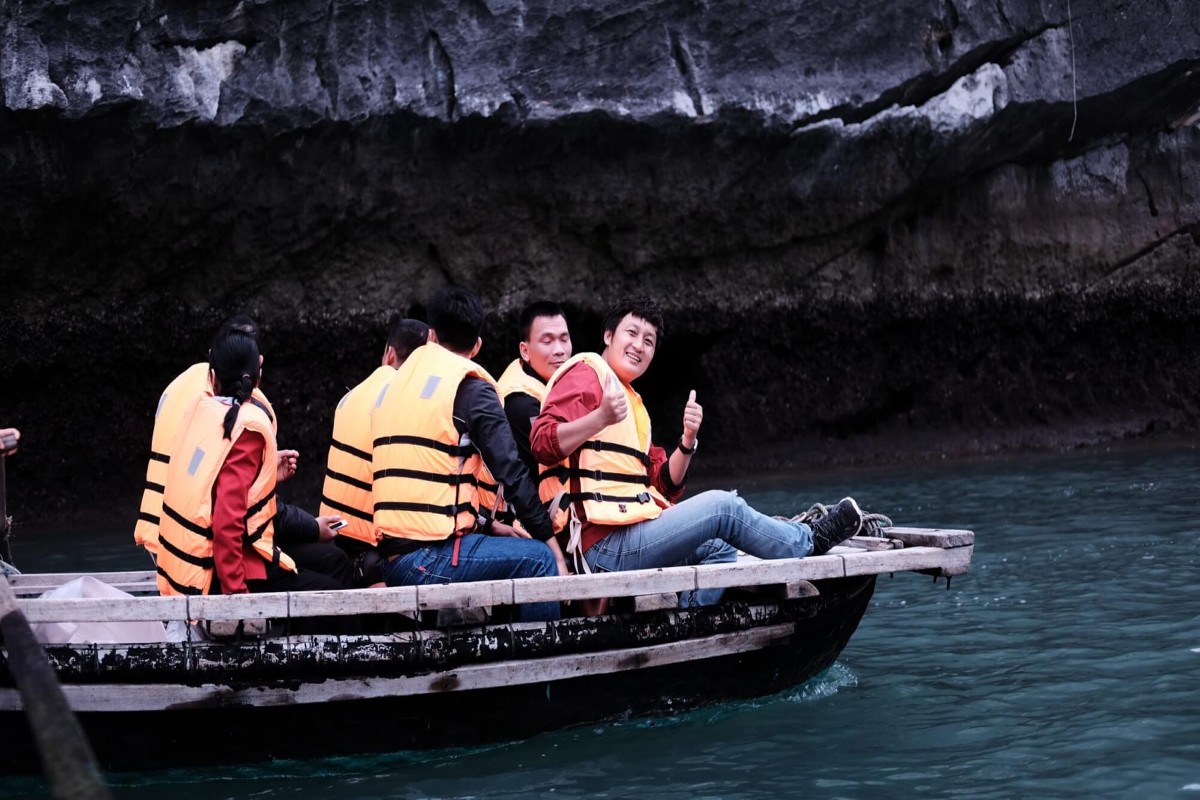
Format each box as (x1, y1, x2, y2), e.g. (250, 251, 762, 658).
(0, 575, 875, 773)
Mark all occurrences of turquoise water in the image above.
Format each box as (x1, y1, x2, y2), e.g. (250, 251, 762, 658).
(5, 441, 1200, 799)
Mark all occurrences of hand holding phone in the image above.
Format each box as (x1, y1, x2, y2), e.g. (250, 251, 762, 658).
(316, 515, 347, 543)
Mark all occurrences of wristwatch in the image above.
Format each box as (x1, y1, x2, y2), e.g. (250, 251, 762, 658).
(678, 437, 698, 455)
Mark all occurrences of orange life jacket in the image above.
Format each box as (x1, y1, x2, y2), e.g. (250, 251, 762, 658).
(490, 358, 553, 521)
(156, 396, 295, 597)
(135, 363, 276, 555)
(496, 358, 549, 405)
(371, 343, 497, 542)
(538, 353, 667, 533)
(318, 365, 394, 546)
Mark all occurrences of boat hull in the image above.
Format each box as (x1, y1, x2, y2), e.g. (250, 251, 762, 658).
(0, 575, 875, 773)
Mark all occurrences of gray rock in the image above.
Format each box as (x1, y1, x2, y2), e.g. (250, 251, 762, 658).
(1, 0, 1198, 522)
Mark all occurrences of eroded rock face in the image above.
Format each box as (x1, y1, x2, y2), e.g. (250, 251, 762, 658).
(1, 0, 1198, 523)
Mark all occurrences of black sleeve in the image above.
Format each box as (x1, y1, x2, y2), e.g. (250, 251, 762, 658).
(454, 378, 554, 541)
(273, 502, 320, 546)
(503, 391, 541, 481)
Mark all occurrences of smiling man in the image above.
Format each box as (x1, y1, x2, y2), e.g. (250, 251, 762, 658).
(495, 301, 573, 479)
(530, 295, 871, 603)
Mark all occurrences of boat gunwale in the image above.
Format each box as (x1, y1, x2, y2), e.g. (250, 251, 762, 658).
(6, 527, 973, 623)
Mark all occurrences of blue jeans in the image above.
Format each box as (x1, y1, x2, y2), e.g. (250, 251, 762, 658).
(382, 534, 560, 622)
(585, 490, 815, 606)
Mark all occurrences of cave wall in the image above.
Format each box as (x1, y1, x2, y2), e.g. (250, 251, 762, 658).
(1, 0, 1199, 525)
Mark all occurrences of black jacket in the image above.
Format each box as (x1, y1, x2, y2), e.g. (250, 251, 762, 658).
(454, 376, 554, 541)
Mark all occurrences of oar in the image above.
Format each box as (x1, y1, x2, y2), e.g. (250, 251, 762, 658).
(1, 456, 12, 567)
(0, 446, 111, 798)
(0, 581, 111, 798)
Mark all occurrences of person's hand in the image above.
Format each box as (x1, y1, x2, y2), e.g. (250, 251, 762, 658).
(681, 389, 702, 447)
(491, 520, 532, 539)
(597, 372, 628, 427)
(0, 428, 20, 457)
(544, 536, 570, 577)
(316, 515, 343, 543)
(276, 449, 299, 483)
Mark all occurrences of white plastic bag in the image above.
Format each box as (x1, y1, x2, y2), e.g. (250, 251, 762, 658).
(29, 575, 171, 644)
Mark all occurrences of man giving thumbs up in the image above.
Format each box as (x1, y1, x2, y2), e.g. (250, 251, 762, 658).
(531, 296, 871, 606)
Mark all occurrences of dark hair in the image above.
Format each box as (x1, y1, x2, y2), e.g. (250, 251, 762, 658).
(518, 301, 566, 342)
(602, 296, 665, 342)
(387, 317, 429, 363)
(208, 330, 261, 440)
(427, 286, 484, 353)
(213, 313, 261, 346)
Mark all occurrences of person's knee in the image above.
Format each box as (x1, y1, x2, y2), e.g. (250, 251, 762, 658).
(694, 489, 747, 515)
(525, 546, 557, 578)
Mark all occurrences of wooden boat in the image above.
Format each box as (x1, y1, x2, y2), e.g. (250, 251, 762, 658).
(0, 527, 972, 774)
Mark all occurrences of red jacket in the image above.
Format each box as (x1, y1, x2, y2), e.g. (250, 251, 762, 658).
(212, 430, 269, 593)
(530, 362, 685, 553)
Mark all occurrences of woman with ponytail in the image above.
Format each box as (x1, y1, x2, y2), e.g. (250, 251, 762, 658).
(158, 331, 361, 632)
(136, 314, 356, 592)
(205, 330, 285, 596)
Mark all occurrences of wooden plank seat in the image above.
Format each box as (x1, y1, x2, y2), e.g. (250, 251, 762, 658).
(7, 528, 974, 628)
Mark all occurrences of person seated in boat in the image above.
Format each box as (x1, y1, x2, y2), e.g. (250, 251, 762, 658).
(495, 301, 573, 479)
(156, 330, 362, 635)
(370, 286, 568, 621)
(530, 295, 869, 604)
(0, 428, 19, 457)
(494, 301, 609, 614)
(135, 314, 355, 589)
(319, 316, 429, 587)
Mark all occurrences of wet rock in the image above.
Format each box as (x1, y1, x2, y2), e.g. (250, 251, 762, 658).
(1, 0, 1199, 523)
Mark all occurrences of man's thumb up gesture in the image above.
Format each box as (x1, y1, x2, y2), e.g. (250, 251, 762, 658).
(599, 371, 629, 426)
(682, 389, 703, 444)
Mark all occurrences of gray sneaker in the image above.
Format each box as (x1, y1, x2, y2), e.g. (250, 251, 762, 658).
(808, 497, 864, 555)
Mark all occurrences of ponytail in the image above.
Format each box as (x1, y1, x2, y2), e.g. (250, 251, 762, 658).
(221, 374, 254, 439)
(209, 332, 261, 439)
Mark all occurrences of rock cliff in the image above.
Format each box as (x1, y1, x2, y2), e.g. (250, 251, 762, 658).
(1, 0, 1198, 524)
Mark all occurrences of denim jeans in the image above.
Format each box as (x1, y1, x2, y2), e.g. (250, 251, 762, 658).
(382, 533, 560, 622)
(584, 490, 815, 606)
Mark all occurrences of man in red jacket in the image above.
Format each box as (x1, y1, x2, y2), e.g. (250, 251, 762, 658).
(531, 296, 869, 605)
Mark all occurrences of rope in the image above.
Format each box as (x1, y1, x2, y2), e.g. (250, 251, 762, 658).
(787, 501, 894, 538)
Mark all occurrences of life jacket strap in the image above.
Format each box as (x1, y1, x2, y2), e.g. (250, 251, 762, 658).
(560, 467, 650, 485)
(567, 491, 653, 505)
(580, 440, 652, 468)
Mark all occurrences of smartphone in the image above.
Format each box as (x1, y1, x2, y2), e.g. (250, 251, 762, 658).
(329, 519, 348, 531)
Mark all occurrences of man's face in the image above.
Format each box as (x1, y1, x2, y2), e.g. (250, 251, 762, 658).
(520, 314, 573, 381)
(603, 313, 657, 384)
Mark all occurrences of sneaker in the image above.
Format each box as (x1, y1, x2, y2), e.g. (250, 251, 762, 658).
(808, 497, 864, 555)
